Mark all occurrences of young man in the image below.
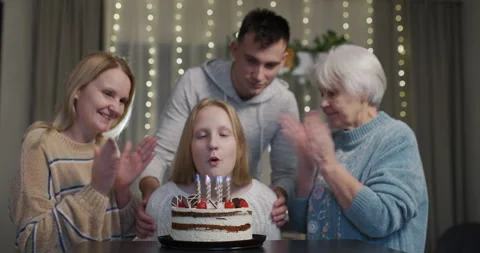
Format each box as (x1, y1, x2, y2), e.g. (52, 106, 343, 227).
(136, 8, 299, 237)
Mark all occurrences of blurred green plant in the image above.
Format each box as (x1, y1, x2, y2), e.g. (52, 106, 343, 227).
(291, 29, 347, 53)
(284, 30, 348, 73)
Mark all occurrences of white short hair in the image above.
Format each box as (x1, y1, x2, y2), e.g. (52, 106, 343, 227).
(312, 44, 387, 108)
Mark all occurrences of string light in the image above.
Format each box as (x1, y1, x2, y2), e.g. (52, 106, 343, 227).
(144, 1, 156, 132)
(395, 3, 407, 118)
(342, 1, 350, 40)
(109, 1, 122, 54)
(235, 0, 243, 37)
(174, 0, 184, 79)
(265, 0, 277, 154)
(366, 0, 374, 53)
(205, 0, 215, 60)
(302, 0, 311, 47)
(301, 0, 312, 112)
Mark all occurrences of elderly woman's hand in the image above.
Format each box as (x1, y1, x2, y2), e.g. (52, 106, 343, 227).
(279, 114, 311, 168)
(280, 113, 318, 197)
(303, 111, 336, 172)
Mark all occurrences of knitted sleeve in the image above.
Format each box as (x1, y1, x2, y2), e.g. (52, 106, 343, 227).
(144, 183, 176, 241)
(9, 131, 110, 253)
(246, 180, 281, 240)
(345, 124, 427, 238)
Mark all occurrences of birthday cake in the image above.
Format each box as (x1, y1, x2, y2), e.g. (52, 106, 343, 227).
(169, 175, 253, 242)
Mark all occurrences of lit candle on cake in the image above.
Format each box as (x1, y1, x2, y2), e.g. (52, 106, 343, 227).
(205, 175, 211, 201)
(216, 176, 223, 202)
(226, 176, 231, 201)
(196, 173, 201, 197)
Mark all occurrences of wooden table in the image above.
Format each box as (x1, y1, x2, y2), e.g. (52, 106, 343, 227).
(70, 240, 405, 253)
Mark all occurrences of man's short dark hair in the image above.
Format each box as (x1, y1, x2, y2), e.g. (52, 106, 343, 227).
(237, 8, 290, 49)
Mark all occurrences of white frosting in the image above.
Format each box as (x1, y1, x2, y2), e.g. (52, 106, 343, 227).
(172, 215, 252, 227)
(170, 228, 252, 242)
(171, 207, 251, 214)
(170, 207, 253, 242)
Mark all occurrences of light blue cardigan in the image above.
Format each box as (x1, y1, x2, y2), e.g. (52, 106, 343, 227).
(289, 112, 428, 253)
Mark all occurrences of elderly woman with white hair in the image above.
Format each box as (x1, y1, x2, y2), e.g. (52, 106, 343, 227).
(280, 44, 428, 253)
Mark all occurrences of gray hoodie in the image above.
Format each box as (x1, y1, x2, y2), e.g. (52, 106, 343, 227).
(140, 59, 299, 198)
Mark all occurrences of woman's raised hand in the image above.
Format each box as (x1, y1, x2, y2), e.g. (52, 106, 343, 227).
(91, 139, 120, 195)
(115, 136, 157, 190)
(279, 114, 308, 154)
(279, 114, 312, 169)
(91, 136, 157, 195)
(303, 111, 336, 170)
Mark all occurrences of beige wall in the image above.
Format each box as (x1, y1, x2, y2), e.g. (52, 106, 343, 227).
(0, 0, 33, 249)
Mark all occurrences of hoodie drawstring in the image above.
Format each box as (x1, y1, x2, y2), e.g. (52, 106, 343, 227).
(257, 105, 264, 178)
(223, 88, 264, 178)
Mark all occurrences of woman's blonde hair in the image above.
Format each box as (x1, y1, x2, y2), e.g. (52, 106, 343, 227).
(26, 51, 136, 144)
(170, 98, 252, 186)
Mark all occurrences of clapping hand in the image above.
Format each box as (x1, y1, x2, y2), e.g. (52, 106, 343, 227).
(279, 114, 312, 169)
(91, 138, 121, 195)
(303, 111, 336, 171)
(279, 111, 336, 172)
(90, 136, 157, 196)
(115, 136, 157, 190)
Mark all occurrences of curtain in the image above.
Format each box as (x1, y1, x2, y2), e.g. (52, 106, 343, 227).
(31, 0, 104, 123)
(406, 1, 472, 252)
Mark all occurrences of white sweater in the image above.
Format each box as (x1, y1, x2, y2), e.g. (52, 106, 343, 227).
(144, 179, 281, 241)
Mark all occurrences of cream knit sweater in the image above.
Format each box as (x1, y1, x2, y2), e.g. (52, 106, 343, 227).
(9, 128, 139, 253)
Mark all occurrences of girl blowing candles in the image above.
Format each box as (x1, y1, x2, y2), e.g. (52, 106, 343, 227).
(9, 52, 156, 253)
(139, 98, 281, 240)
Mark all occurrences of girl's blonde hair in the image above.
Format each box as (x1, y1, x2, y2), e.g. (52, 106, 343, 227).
(170, 98, 252, 186)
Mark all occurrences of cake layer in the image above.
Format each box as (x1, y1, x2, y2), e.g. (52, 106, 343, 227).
(170, 227, 252, 242)
(172, 215, 252, 227)
(172, 210, 252, 217)
(170, 207, 253, 242)
(172, 207, 252, 215)
(172, 223, 251, 231)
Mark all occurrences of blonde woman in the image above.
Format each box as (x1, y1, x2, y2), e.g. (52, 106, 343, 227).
(9, 52, 156, 253)
(142, 98, 281, 241)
